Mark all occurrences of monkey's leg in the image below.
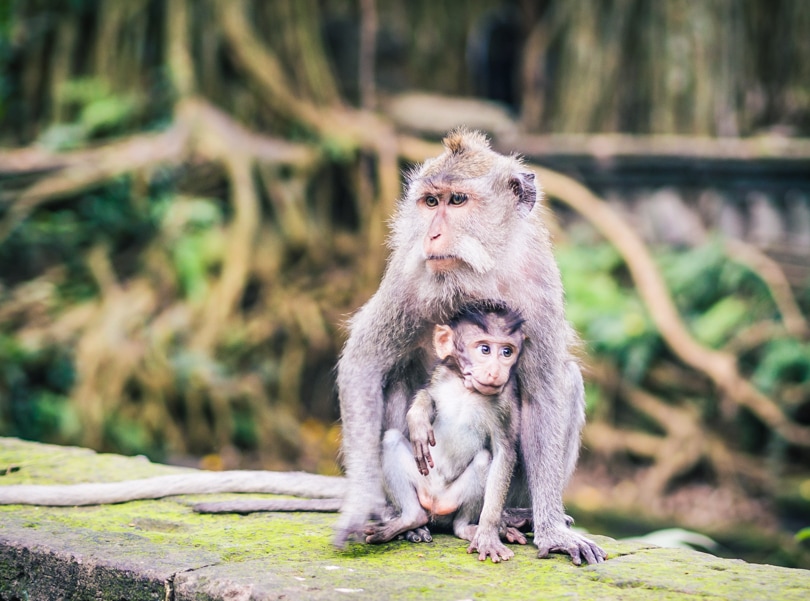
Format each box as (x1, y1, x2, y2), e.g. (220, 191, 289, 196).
(441, 449, 490, 544)
(365, 430, 430, 544)
(439, 449, 490, 524)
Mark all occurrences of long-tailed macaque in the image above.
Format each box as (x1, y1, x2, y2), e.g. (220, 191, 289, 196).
(366, 302, 525, 562)
(336, 128, 605, 565)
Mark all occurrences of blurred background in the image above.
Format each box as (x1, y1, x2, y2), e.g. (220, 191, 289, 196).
(1, 0, 809, 568)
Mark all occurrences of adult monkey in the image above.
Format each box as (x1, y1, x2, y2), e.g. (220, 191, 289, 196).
(336, 128, 605, 565)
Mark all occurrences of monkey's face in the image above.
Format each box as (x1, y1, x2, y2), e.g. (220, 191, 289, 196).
(417, 187, 478, 273)
(434, 321, 523, 396)
(391, 130, 539, 279)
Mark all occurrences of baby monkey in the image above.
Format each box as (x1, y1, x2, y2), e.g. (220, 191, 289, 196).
(366, 302, 526, 563)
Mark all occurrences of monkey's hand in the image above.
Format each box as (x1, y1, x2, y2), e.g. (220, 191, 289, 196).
(534, 526, 607, 565)
(409, 419, 436, 476)
(467, 526, 515, 563)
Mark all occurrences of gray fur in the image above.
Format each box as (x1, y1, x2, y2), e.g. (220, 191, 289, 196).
(335, 128, 605, 564)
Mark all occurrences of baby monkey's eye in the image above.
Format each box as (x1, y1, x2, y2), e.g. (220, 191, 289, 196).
(478, 344, 491, 355)
(501, 347, 513, 358)
(449, 192, 468, 206)
(424, 195, 439, 207)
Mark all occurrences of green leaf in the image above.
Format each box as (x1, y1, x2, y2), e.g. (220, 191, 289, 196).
(691, 296, 750, 347)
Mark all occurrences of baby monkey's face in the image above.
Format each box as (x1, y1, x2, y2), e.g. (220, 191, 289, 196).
(433, 315, 524, 397)
(457, 321, 522, 395)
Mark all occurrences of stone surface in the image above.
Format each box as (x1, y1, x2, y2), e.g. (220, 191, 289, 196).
(2, 437, 810, 601)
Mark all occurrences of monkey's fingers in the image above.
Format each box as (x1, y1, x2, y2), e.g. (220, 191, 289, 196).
(428, 431, 436, 446)
(502, 526, 527, 545)
(468, 541, 514, 563)
(414, 454, 428, 475)
(413, 443, 433, 475)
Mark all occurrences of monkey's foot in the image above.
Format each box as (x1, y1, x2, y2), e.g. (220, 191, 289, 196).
(501, 507, 532, 531)
(334, 509, 377, 548)
(333, 490, 388, 548)
(365, 516, 429, 544)
(467, 527, 515, 563)
(534, 526, 607, 565)
(403, 526, 432, 543)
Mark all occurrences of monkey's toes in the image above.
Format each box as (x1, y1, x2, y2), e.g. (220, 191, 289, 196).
(404, 526, 432, 543)
(364, 528, 393, 544)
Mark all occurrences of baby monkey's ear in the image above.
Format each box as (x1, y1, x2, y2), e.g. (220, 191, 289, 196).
(433, 324, 455, 360)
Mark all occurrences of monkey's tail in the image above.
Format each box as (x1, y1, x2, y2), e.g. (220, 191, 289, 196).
(0, 471, 348, 506)
(193, 498, 343, 514)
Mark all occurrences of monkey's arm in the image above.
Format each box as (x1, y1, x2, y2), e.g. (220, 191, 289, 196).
(406, 387, 436, 476)
(523, 360, 607, 565)
(334, 287, 413, 547)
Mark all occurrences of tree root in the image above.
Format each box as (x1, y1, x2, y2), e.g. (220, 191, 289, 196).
(535, 167, 810, 448)
(2, 14, 806, 460)
(584, 364, 771, 503)
(723, 238, 809, 339)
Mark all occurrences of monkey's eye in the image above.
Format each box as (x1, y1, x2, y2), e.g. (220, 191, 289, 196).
(478, 344, 491, 356)
(424, 195, 439, 208)
(501, 347, 514, 359)
(449, 192, 468, 206)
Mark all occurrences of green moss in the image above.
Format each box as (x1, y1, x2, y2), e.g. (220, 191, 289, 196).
(3, 437, 810, 601)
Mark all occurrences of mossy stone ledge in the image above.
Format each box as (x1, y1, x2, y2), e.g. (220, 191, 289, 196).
(1, 437, 808, 601)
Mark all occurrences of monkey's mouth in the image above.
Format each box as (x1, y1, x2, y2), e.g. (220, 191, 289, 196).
(425, 255, 461, 271)
(471, 382, 503, 395)
(464, 374, 504, 396)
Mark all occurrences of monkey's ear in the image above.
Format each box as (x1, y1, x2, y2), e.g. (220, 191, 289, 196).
(433, 325, 455, 360)
(509, 172, 537, 216)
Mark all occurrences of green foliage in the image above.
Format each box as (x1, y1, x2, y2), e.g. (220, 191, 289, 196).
(0, 0, 12, 122)
(104, 416, 153, 458)
(752, 339, 810, 395)
(38, 78, 139, 150)
(659, 240, 734, 313)
(0, 335, 79, 445)
(559, 236, 810, 436)
(0, 177, 154, 295)
(691, 296, 750, 347)
(158, 196, 225, 302)
(558, 243, 658, 383)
